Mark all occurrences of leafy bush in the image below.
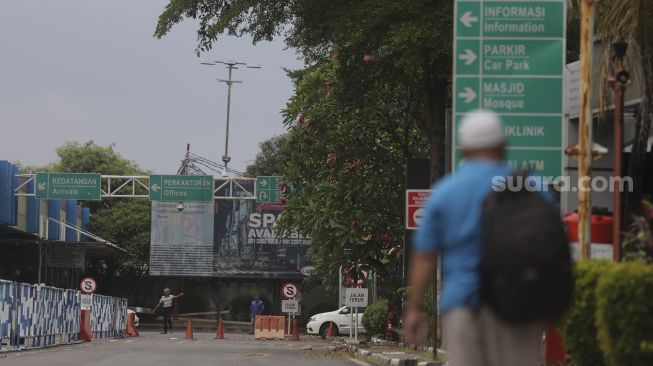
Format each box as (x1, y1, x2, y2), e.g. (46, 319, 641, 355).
(562, 260, 613, 366)
(596, 262, 653, 366)
(623, 199, 653, 262)
(362, 299, 388, 338)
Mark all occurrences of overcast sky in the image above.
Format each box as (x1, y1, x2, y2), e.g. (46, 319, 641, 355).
(0, 0, 302, 174)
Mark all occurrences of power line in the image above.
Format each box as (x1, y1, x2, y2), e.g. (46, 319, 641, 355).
(176, 152, 247, 177)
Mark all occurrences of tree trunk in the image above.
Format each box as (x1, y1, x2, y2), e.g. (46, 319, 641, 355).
(423, 78, 449, 183)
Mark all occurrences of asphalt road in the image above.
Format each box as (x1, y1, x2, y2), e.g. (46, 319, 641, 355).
(0, 332, 367, 366)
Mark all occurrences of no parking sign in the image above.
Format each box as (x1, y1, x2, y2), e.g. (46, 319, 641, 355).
(80, 277, 97, 294)
(280, 283, 300, 300)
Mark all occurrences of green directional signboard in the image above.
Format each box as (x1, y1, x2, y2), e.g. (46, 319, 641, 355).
(453, 0, 565, 178)
(256, 176, 282, 203)
(35, 173, 101, 200)
(149, 175, 214, 202)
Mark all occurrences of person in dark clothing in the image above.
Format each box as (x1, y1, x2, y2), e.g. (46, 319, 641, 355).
(153, 288, 184, 334)
(249, 295, 265, 334)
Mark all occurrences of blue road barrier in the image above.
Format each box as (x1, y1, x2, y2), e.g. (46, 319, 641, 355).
(0, 280, 15, 351)
(91, 294, 127, 339)
(0, 279, 126, 351)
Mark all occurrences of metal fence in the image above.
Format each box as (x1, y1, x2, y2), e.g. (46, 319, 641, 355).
(0, 279, 127, 351)
(91, 294, 127, 339)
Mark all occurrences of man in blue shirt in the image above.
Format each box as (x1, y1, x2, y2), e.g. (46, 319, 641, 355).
(249, 295, 265, 334)
(404, 110, 544, 366)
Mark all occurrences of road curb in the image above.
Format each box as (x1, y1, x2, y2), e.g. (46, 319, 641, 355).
(343, 342, 445, 366)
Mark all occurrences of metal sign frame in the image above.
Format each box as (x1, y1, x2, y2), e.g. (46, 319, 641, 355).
(14, 174, 256, 200)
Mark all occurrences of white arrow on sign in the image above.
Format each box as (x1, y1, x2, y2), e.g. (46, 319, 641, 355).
(151, 183, 160, 192)
(413, 208, 426, 226)
(459, 49, 477, 65)
(458, 87, 477, 103)
(259, 191, 268, 199)
(460, 11, 478, 28)
(259, 179, 268, 187)
(37, 182, 47, 191)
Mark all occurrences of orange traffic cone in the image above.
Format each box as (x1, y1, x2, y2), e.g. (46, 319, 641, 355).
(126, 312, 139, 337)
(291, 318, 300, 341)
(184, 319, 195, 340)
(215, 314, 224, 339)
(327, 321, 335, 337)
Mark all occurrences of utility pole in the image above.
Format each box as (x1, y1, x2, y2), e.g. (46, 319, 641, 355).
(610, 42, 629, 261)
(578, 0, 595, 260)
(201, 60, 261, 173)
(220, 64, 239, 172)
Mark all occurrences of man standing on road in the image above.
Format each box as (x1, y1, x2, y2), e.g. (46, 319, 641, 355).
(404, 110, 546, 366)
(249, 295, 264, 334)
(153, 288, 184, 334)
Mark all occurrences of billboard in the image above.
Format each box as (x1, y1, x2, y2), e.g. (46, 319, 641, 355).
(149, 201, 215, 276)
(150, 197, 311, 278)
(213, 201, 311, 277)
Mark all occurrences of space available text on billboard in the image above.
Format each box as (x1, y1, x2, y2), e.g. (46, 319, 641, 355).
(247, 212, 310, 246)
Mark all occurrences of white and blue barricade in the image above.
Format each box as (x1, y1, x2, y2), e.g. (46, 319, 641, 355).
(91, 294, 127, 339)
(0, 279, 124, 350)
(0, 280, 16, 351)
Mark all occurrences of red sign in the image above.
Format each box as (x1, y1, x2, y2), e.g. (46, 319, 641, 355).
(281, 283, 300, 299)
(80, 277, 97, 294)
(406, 189, 433, 229)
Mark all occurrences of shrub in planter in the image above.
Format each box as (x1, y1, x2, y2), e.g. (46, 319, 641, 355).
(562, 260, 613, 366)
(596, 262, 653, 366)
(362, 299, 388, 338)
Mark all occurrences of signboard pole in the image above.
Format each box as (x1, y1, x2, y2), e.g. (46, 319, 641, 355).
(354, 306, 358, 340)
(349, 308, 353, 339)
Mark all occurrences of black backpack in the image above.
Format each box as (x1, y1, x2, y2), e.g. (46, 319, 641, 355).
(481, 174, 573, 324)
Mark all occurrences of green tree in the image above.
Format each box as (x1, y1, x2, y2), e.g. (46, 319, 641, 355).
(276, 60, 427, 296)
(21, 141, 142, 176)
(244, 135, 291, 176)
(155, 0, 452, 180)
(19, 141, 152, 299)
(87, 199, 151, 276)
(155, 1, 441, 294)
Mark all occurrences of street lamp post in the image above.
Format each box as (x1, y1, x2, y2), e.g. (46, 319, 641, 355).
(201, 60, 261, 173)
(609, 41, 629, 261)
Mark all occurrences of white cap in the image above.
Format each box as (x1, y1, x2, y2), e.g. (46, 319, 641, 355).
(458, 109, 505, 150)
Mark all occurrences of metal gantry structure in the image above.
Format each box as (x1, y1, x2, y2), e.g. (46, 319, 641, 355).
(14, 174, 257, 200)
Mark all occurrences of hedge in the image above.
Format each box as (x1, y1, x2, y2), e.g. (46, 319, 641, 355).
(562, 260, 613, 366)
(562, 261, 653, 366)
(362, 299, 388, 338)
(595, 262, 653, 366)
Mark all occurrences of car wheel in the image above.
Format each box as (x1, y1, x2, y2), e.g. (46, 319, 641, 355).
(319, 322, 338, 337)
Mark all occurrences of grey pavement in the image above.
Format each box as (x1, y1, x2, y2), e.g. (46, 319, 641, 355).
(0, 332, 367, 366)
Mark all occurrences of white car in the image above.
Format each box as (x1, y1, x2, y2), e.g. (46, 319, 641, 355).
(306, 306, 366, 336)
